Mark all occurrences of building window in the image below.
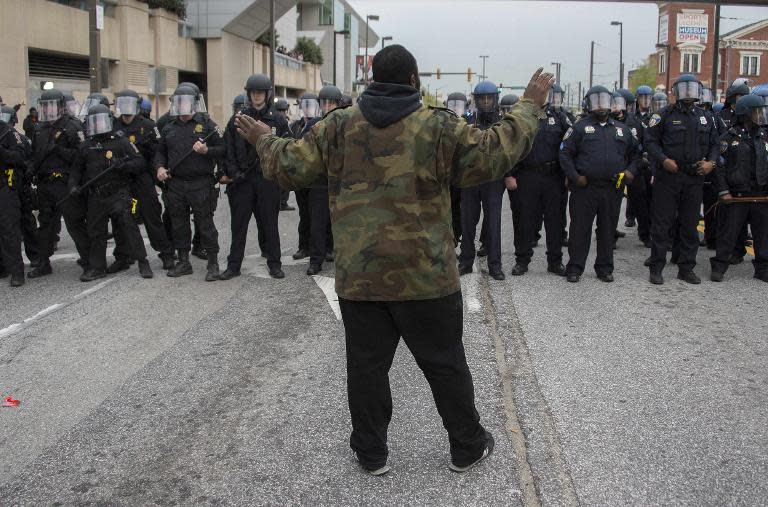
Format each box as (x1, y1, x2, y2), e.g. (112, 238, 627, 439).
(681, 52, 701, 74)
(658, 52, 667, 75)
(319, 0, 333, 26)
(741, 54, 760, 76)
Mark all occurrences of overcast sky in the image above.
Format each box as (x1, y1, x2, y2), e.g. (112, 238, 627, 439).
(346, 0, 768, 101)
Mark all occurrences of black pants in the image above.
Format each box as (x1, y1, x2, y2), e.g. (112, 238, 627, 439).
(165, 178, 219, 257)
(339, 291, 487, 469)
(566, 184, 616, 276)
(295, 188, 311, 251)
(649, 172, 703, 274)
(450, 185, 462, 245)
(225, 172, 280, 271)
(309, 186, 330, 267)
(0, 185, 23, 276)
(627, 172, 652, 242)
(37, 177, 90, 265)
(710, 198, 768, 277)
(702, 179, 719, 248)
(19, 183, 40, 263)
(459, 180, 504, 272)
(280, 188, 290, 206)
(87, 187, 147, 272)
(114, 172, 174, 261)
(514, 169, 564, 265)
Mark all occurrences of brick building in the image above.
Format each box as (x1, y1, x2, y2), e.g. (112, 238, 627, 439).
(652, 2, 768, 101)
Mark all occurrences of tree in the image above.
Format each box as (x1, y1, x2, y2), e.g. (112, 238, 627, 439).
(628, 58, 656, 91)
(256, 29, 280, 48)
(139, 0, 186, 18)
(294, 37, 323, 65)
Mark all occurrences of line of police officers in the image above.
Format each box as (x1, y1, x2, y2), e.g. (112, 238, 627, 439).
(1, 74, 766, 288)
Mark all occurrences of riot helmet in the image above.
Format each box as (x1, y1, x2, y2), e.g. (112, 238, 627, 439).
(445, 92, 468, 117)
(752, 84, 768, 106)
(651, 92, 668, 113)
(700, 87, 714, 106)
(63, 92, 80, 117)
(232, 94, 247, 114)
(275, 98, 290, 112)
(244, 74, 273, 110)
(38, 89, 66, 123)
(549, 84, 564, 110)
(734, 94, 768, 126)
(610, 91, 627, 120)
(617, 89, 636, 114)
(636, 85, 653, 110)
(473, 81, 499, 115)
(78, 93, 110, 119)
(726, 80, 751, 107)
(673, 74, 702, 103)
(85, 104, 114, 137)
(500, 94, 519, 114)
(318, 85, 343, 115)
(712, 103, 725, 114)
(299, 93, 320, 119)
(584, 85, 612, 115)
(140, 98, 153, 117)
(114, 89, 141, 117)
(0, 105, 15, 125)
(169, 85, 197, 117)
(179, 82, 206, 114)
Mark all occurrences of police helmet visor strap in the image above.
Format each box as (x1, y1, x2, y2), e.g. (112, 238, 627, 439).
(637, 95, 652, 109)
(549, 90, 564, 108)
(86, 112, 113, 136)
(446, 100, 466, 116)
(300, 98, 321, 118)
(78, 97, 103, 119)
(0, 112, 12, 124)
(37, 99, 62, 122)
(66, 100, 80, 117)
(586, 92, 612, 112)
(170, 95, 196, 116)
(700, 89, 714, 104)
(751, 106, 768, 126)
(474, 93, 498, 113)
(611, 96, 627, 113)
(115, 96, 139, 117)
(675, 81, 702, 101)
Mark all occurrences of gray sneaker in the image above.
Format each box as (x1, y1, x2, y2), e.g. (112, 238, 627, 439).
(449, 433, 495, 473)
(354, 452, 391, 476)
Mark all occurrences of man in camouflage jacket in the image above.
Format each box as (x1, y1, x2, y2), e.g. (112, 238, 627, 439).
(236, 45, 553, 476)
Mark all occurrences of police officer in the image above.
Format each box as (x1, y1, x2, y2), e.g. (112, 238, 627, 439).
(560, 86, 640, 283)
(70, 105, 152, 281)
(459, 81, 506, 280)
(636, 86, 654, 122)
(288, 93, 321, 260)
(274, 98, 294, 212)
(0, 104, 29, 286)
(548, 84, 572, 247)
(275, 99, 290, 120)
(111, 89, 175, 271)
(219, 74, 288, 281)
(305, 85, 342, 275)
(77, 93, 110, 123)
(232, 94, 247, 115)
(507, 87, 570, 277)
(645, 74, 720, 285)
(139, 98, 153, 119)
(710, 95, 768, 282)
(445, 92, 469, 245)
(155, 85, 224, 281)
(611, 89, 642, 245)
(718, 81, 750, 131)
(651, 92, 668, 114)
(700, 86, 722, 251)
(63, 92, 80, 119)
(27, 89, 90, 278)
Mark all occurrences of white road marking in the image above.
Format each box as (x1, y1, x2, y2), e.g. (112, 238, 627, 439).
(0, 304, 65, 339)
(73, 278, 117, 300)
(312, 275, 341, 320)
(461, 261, 482, 313)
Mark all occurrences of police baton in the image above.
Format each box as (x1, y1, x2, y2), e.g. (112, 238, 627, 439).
(166, 129, 218, 177)
(55, 156, 130, 207)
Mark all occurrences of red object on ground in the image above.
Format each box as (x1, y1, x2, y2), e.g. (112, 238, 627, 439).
(2, 396, 20, 407)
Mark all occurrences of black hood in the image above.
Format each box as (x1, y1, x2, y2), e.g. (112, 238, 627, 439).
(358, 82, 422, 128)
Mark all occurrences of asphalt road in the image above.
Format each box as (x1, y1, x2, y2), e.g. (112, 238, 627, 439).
(0, 189, 765, 506)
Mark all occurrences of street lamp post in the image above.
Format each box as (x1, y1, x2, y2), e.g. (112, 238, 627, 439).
(364, 14, 379, 87)
(381, 36, 393, 50)
(550, 61, 561, 85)
(611, 21, 624, 89)
(334, 29, 350, 88)
(479, 55, 489, 81)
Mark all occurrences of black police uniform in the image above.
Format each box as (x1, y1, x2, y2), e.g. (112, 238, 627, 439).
(710, 125, 768, 279)
(560, 116, 640, 277)
(16, 132, 40, 265)
(0, 124, 28, 279)
(509, 107, 570, 270)
(70, 134, 148, 273)
(223, 104, 289, 275)
(29, 114, 90, 273)
(289, 117, 314, 255)
(459, 111, 506, 276)
(623, 112, 653, 245)
(112, 115, 174, 263)
(645, 103, 720, 276)
(154, 113, 224, 260)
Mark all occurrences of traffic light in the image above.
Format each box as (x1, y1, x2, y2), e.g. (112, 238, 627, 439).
(467, 68, 472, 82)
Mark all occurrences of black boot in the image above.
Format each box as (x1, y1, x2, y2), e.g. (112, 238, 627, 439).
(168, 251, 193, 277)
(191, 246, 207, 260)
(138, 259, 154, 279)
(205, 255, 220, 282)
(10, 273, 25, 287)
(107, 258, 131, 274)
(27, 262, 52, 279)
(160, 253, 175, 270)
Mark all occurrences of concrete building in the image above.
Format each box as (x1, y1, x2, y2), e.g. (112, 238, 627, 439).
(0, 0, 377, 124)
(652, 2, 768, 100)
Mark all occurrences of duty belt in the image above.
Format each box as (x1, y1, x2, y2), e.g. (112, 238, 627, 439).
(91, 181, 125, 197)
(520, 160, 559, 172)
(679, 163, 701, 176)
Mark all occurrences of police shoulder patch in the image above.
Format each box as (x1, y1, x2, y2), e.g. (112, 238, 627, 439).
(584, 125, 595, 134)
(720, 140, 728, 154)
(548, 117, 556, 125)
(563, 127, 573, 140)
(154, 127, 161, 139)
(616, 127, 624, 137)
(648, 114, 661, 128)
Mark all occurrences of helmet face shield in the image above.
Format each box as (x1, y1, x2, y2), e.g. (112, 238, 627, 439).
(0, 111, 12, 124)
(115, 96, 139, 117)
(170, 94, 196, 116)
(319, 98, 339, 115)
(674, 81, 702, 101)
(300, 98, 320, 118)
(751, 105, 768, 126)
(586, 92, 612, 113)
(611, 96, 627, 114)
(700, 88, 714, 104)
(196, 94, 207, 114)
(78, 97, 105, 119)
(473, 93, 498, 114)
(66, 99, 80, 117)
(652, 95, 668, 113)
(637, 94, 652, 109)
(86, 112, 113, 137)
(549, 90, 564, 109)
(38, 99, 62, 122)
(446, 99, 466, 116)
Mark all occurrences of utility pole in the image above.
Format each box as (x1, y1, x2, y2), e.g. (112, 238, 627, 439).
(611, 21, 624, 89)
(364, 15, 379, 87)
(480, 55, 489, 81)
(550, 62, 561, 85)
(269, 0, 275, 98)
(589, 41, 595, 89)
(712, 3, 721, 99)
(578, 81, 583, 107)
(88, 0, 102, 92)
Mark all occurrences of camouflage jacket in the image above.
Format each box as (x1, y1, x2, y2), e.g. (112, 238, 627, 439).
(255, 99, 543, 301)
